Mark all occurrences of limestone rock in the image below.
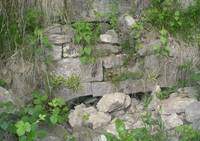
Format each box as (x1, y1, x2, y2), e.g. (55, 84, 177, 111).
(69, 104, 97, 128)
(95, 44, 121, 56)
(177, 87, 198, 99)
(138, 40, 160, 56)
(124, 15, 136, 28)
(148, 85, 161, 111)
(161, 96, 197, 114)
(54, 83, 92, 101)
(49, 45, 62, 61)
(100, 30, 119, 44)
(62, 43, 80, 58)
(185, 102, 200, 122)
(54, 59, 103, 82)
(144, 55, 160, 74)
(47, 25, 74, 45)
(88, 112, 111, 129)
(96, 92, 131, 113)
(103, 55, 125, 69)
(92, 82, 116, 96)
(0, 87, 12, 102)
(161, 113, 183, 130)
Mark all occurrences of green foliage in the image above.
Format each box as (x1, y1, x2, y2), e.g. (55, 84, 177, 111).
(156, 87, 176, 100)
(122, 21, 144, 66)
(105, 118, 166, 141)
(176, 125, 200, 141)
(79, 47, 96, 64)
(72, 21, 99, 64)
(105, 119, 135, 141)
(0, 91, 69, 141)
(72, 21, 99, 46)
(145, 0, 200, 41)
(50, 74, 82, 92)
(0, 5, 46, 59)
(0, 79, 6, 87)
(153, 29, 170, 57)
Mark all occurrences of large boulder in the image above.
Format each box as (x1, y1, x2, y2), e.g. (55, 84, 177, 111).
(161, 113, 183, 130)
(69, 104, 111, 129)
(185, 102, 200, 123)
(96, 93, 131, 113)
(161, 95, 197, 114)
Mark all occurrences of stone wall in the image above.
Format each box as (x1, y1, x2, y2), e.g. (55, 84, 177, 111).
(47, 21, 200, 101)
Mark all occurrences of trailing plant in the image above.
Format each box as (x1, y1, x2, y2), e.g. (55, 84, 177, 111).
(0, 91, 69, 141)
(176, 125, 200, 141)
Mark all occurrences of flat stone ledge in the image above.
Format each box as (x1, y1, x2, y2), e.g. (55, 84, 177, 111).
(54, 83, 92, 101)
(54, 58, 103, 82)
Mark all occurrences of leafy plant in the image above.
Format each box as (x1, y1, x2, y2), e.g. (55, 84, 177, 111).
(79, 47, 96, 64)
(176, 125, 200, 141)
(153, 28, 170, 57)
(49, 74, 82, 92)
(0, 79, 6, 87)
(105, 119, 135, 141)
(0, 91, 69, 141)
(105, 118, 166, 141)
(156, 87, 176, 100)
(145, 0, 200, 41)
(72, 21, 99, 64)
(72, 21, 99, 46)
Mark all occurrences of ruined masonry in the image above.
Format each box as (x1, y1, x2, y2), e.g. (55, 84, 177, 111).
(46, 0, 200, 101)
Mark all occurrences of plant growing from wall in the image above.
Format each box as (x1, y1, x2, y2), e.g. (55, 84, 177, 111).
(153, 28, 170, 57)
(49, 73, 82, 92)
(144, 0, 200, 42)
(72, 21, 100, 64)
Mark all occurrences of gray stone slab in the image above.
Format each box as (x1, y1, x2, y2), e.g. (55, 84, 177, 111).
(55, 58, 103, 82)
(54, 83, 92, 101)
(95, 44, 121, 56)
(118, 80, 155, 94)
(48, 45, 62, 61)
(62, 43, 80, 58)
(92, 82, 117, 96)
(103, 55, 125, 69)
(48, 34, 72, 45)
